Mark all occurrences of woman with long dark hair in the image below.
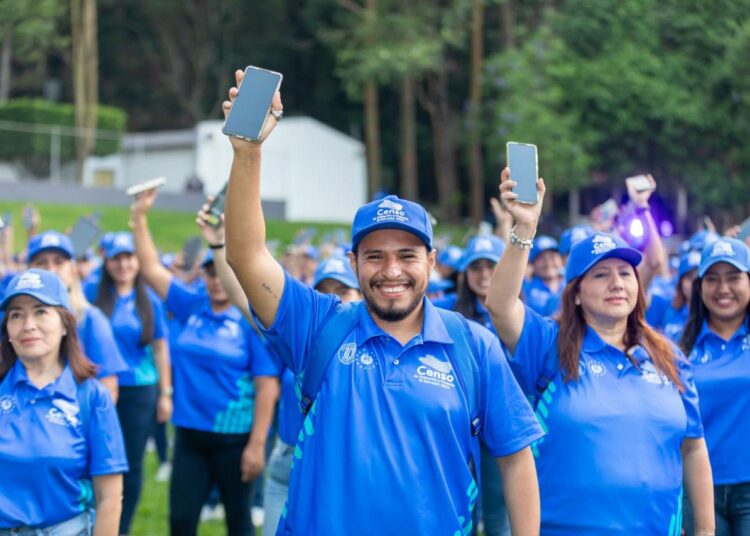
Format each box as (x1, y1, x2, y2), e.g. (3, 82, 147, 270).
(87, 231, 172, 535)
(680, 237, 750, 534)
(0, 269, 127, 535)
(486, 168, 714, 534)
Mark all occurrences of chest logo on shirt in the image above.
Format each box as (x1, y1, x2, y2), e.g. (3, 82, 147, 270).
(743, 335, 750, 352)
(0, 395, 16, 414)
(640, 361, 671, 386)
(356, 350, 377, 370)
(46, 399, 81, 427)
(217, 320, 240, 339)
(415, 355, 456, 390)
(587, 359, 606, 377)
(337, 343, 357, 365)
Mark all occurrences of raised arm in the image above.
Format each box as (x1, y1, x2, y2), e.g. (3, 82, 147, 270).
(626, 174, 668, 293)
(196, 205, 251, 319)
(129, 188, 173, 299)
(223, 69, 285, 328)
(486, 167, 546, 353)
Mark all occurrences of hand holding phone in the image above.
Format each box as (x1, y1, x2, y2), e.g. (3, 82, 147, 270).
(506, 142, 539, 205)
(625, 173, 656, 209)
(126, 176, 167, 197)
(223, 66, 283, 143)
(201, 183, 228, 229)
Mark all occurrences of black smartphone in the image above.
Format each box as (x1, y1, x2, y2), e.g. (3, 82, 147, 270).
(182, 236, 203, 270)
(222, 66, 283, 143)
(70, 216, 101, 259)
(506, 142, 539, 205)
(202, 183, 228, 228)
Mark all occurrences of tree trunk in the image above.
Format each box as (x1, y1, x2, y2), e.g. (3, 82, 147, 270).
(424, 71, 459, 222)
(0, 25, 12, 103)
(363, 80, 382, 199)
(71, 0, 98, 183)
(467, 0, 485, 224)
(500, 0, 515, 50)
(399, 75, 418, 201)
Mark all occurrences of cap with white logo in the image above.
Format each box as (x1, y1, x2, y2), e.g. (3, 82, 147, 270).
(313, 256, 359, 290)
(0, 268, 71, 311)
(457, 235, 505, 272)
(27, 231, 74, 261)
(565, 233, 642, 283)
(559, 225, 594, 256)
(529, 235, 560, 263)
(104, 232, 135, 259)
(678, 249, 702, 278)
(698, 237, 750, 278)
(351, 195, 433, 251)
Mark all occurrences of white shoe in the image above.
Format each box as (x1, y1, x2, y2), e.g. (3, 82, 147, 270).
(145, 438, 156, 453)
(200, 504, 225, 522)
(251, 506, 265, 527)
(155, 462, 172, 482)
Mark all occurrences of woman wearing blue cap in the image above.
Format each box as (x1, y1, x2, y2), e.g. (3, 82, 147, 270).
(522, 235, 564, 317)
(130, 189, 280, 536)
(27, 230, 128, 403)
(88, 230, 172, 536)
(0, 269, 128, 535)
(435, 234, 512, 536)
(680, 237, 750, 534)
(486, 168, 714, 534)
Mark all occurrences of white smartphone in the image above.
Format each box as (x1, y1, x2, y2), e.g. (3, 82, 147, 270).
(222, 66, 283, 143)
(507, 142, 539, 205)
(625, 174, 654, 193)
(126, 176, 167, 196)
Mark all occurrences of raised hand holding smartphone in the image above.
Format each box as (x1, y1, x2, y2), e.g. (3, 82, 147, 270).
(222, 66, 283, 143)
(506, 142, 539, 205)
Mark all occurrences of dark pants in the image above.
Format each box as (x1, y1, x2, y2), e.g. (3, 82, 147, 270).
(169, 426, 254, 536)
(684, 483, 750, 535)
(117, 384, 158, 535)
(151, 420, 169, 464)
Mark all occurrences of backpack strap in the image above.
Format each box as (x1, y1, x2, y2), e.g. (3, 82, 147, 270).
(299, 301, 359, 415)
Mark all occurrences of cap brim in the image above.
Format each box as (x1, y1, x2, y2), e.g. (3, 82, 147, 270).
(0, 290, 64, 312)
(568, 248, 643, 283)
(698, 258, 750, 278)
(29, 246, 74, 261)
(458, 253, 500, 273)
(106, 246, 135, 258)
(352, 223, 432, 251)
(314, 273, 359, 290)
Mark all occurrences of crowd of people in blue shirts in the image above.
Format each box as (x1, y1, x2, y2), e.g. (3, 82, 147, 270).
(1, 70, 749, 536)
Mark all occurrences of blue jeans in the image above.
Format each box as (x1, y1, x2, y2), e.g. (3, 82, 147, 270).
(480, 444, 510, 536)
(0, 511, 92, 536)
(117, 384, 158, 535)
(684, 482, 750, 535)
(262, 440, 294, 536)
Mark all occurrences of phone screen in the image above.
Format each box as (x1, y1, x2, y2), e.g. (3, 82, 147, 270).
(182, 236, 203, 270)
(222, 66, 283, 142)
(70, 216, 101, 258)
(204, 183, 228, 228)
(507, 142, 538, 204)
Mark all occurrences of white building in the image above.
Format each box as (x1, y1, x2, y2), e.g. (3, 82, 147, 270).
(83, 117, 367, 223)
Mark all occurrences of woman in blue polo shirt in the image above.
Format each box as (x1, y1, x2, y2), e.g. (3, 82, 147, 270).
(0, 269, 128, 535)
(522, 235, 564, 317)
(88, 231, 172, 536)
(487, 168, 715, 534)
(680, 237, 750, 534)
(26, 230, 128, 402)
(435, 234, 511, 536)
(130, 189, 280, 535)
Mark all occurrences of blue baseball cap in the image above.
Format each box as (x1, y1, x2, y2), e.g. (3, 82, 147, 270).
(301, 245, 319, 261)
(678, 249, 702, 279)
(698, 237, 750, 278)
(437, 245, 464, 271)
(27, 231, 74, 261)
(680, 229, 719, 254)
(529, 235, 560, 263)
(201, 250, 215, 268)
(98, 232, 114, 251)
(104, 232, 135, 259)
(559, 225, 595, 256)
(457, 235, 505, 272)
(313, 256, 359, 290)
(0, 269, 71, 311)
(351, 195, 433, 252)
(565, 233, 643, 283)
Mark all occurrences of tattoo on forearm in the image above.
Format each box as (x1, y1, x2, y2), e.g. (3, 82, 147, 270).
(261, 282, 280, 302)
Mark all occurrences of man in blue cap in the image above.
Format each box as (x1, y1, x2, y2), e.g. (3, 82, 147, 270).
(221, 74, 542, 536)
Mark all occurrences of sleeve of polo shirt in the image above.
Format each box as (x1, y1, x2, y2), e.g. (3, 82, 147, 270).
(148, 290, 169, 340)
(507, 305, 559, 396)
(86, 380, 129, 475)
(164, 278, 202, 323)
(251, 271, 340, 375)
(473, 325, 545, 457)
(244, 322, 281, 377)
(84, 307, 128, 378)
(674, 350, 704, 438)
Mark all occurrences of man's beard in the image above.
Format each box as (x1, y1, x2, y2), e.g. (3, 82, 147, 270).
(361, 282, 424, 322)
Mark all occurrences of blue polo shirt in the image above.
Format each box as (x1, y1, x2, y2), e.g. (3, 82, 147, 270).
(276, 367, 302, 446)
(687, 319, 750, 484)
(165, 279, 279, 433)
(523, 277, 562, 317)
(97, 287, 168, 387)
(0, 362, 128, 528)
(258, 272, 542, 536)
(646, 295, 689, 342)
(512, 306, 703, 534)
(78, 306, 128, 379)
